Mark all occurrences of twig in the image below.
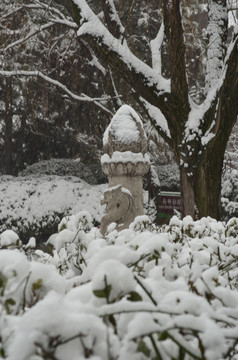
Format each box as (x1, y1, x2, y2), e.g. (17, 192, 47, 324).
(22, 271, 31, 312)
(0, 70, 113, 115)
(149, 334, 163, 360)
(134, 275, 157, 306)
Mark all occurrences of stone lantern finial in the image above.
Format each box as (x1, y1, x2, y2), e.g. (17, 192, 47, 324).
(100, 105, 150, 235)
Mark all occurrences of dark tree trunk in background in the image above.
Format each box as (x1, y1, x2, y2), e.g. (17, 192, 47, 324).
(4, 77, 13, 175)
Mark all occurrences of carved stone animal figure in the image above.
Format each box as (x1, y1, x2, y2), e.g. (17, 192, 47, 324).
(100, 185, 135, 235)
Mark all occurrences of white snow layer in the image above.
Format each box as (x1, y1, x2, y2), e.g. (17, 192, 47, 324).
(103, 105, 144, 146)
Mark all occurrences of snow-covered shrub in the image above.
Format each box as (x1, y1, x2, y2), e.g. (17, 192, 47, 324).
(48, 211, 95, 276)
(222, 169, 238, 220)
(0, 174, 161, 244)
(129, 215, 157, 232)
(165, 215, 227, 242)
(20, 158, 106, 185)
(226, 217, 238, 237)
(1, 214, 238, 359)
(156, 164, 180, 191)
(0, 175, 105, 242)
(58, 211, 93, 233)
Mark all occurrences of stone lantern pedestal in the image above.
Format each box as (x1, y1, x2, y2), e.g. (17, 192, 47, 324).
(100, 105, 149, 235)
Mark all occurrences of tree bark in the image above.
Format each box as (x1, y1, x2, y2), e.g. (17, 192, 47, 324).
(180, 167, 196, 218)
(180, 148, 223, 220)
(4, 77, 13, 175)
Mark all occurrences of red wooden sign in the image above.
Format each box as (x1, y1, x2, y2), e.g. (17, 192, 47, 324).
(158, 191, 181, 220)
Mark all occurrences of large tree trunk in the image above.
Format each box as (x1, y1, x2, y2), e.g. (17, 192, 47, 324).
(181, 121, 233, 220)
(195, 148, 224, 219)
(181, 162, 223, 220)
(180, 167, 196, 218)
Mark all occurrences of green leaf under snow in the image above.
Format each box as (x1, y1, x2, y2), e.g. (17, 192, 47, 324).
(127, 291, 142, 302)
(137, 340, 151, 357)
(4, 298, 16, 314)
(93, 284, 112, 299)
(32, 278, 43, 292)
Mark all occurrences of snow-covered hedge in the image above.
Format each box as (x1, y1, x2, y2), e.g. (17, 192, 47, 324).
(20, 158, 106, 185)
(0, 175, 155, 242)
(0, 165, 237, 243)
(0, 213, 238, 359)
(222, 169, 238, 220)
(0, 176, 105, 242)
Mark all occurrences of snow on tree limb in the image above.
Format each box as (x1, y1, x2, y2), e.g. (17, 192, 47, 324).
(1, 22, 53, 52)
(108, 68, 123, 108)
(186, 26, 238, 145)
(1, 20, 77, 52)
(150, 22, 164, 74)
(63, 0, 170, 112)
(0, 2, 68, 22)
(140, 97, 171, 141)
(0, 70, 113, 115)
(51, 18, 78, 28)
(205, 0, 228, 93)
(101, 0, 125, 40)
(75, 0, 169, 90)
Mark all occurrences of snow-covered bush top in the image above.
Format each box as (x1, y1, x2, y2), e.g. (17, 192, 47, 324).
(0, 212, 238, 359)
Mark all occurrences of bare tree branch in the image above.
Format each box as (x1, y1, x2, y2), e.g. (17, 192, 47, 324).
(0, 19, 77, 52)
(1, 22, 54, 52)
(0, 70, 113, 115)
(0, 2, 66, 22)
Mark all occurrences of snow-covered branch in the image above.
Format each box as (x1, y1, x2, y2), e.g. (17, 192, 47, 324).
(186, 27, 238, 147)
(108, 68, 123, 108)
(1, 22, 54, 52)
(51, 18, 78, 29)
(1, 19, 77, 52)
(0, 70, 113, 115)
(150, 22, 164, 74)
(205, 0, 228, 93)
(58, 0, 170, 119)
(101, 0, 125, 39)
(76, 0, 168, 88)
(0, 2, 67, 22)
(0, 25, 20, 36)
(140, 97, 171, 142)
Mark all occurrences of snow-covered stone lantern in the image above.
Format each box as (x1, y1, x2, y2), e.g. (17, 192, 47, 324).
(100, 105, 150, 235)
